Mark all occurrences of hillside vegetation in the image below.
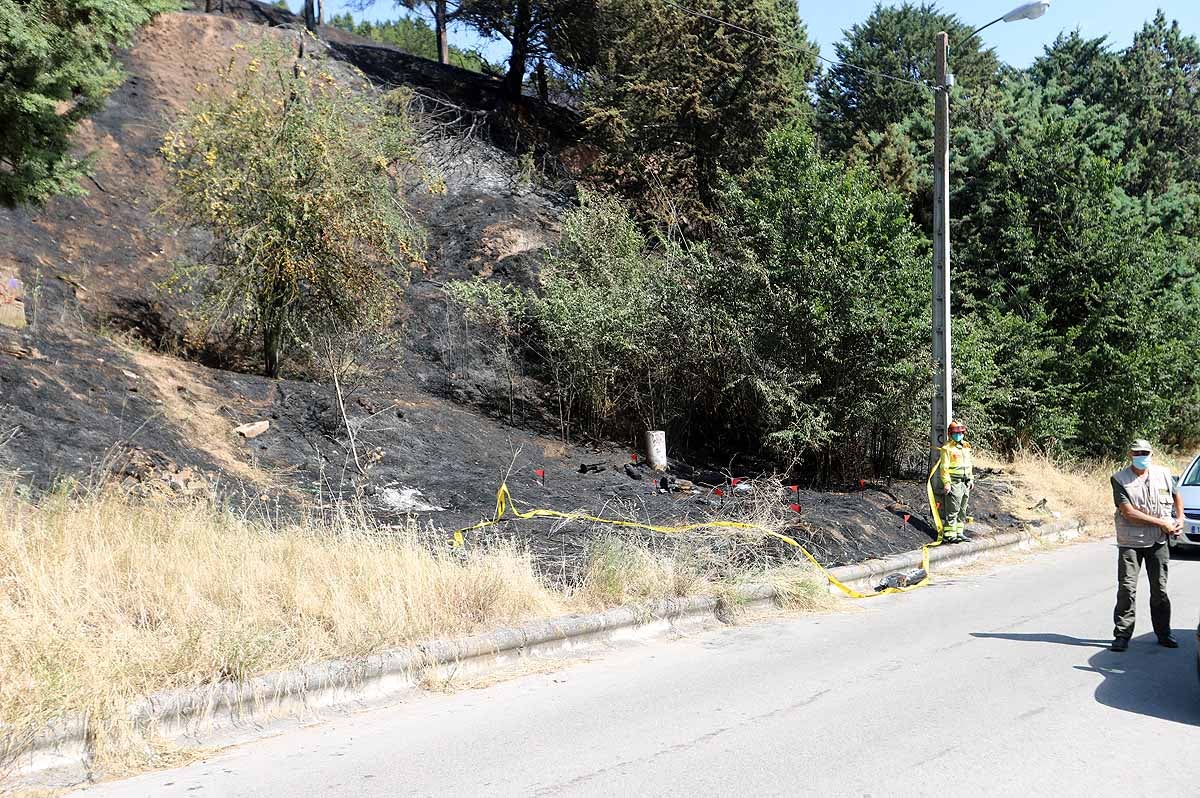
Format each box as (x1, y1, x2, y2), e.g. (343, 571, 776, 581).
(8, 0, 1197, 482)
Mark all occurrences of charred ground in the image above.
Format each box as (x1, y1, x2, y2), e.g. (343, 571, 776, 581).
(0, 4, 1026, 573)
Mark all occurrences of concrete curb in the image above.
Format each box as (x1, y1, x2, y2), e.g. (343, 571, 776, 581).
(6, 520, 1081, 790)
(825, 518, 1085, 593)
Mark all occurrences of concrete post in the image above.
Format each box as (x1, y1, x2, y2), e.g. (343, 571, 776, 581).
(644, 431, 668, 472)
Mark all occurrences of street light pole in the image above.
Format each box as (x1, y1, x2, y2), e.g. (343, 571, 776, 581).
(928, 2, 1050, 462)
(930, 30, 952, 459)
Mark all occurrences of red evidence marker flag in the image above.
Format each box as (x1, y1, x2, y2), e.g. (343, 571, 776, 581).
(788, 485, 799, 493)
(714, 488, 724, 497)
(534, 468, 545, 483)
(631, 453, 638, 463)
(730, 477, 743, 486)
(903, 514, 912, 524)
(789, 503, 802, 514)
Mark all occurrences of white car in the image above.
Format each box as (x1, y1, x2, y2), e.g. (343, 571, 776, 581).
(1175, 452, 1200, 551)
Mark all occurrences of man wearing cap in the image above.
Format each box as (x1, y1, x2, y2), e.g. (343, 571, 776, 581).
(1109, 439, 1184, 652)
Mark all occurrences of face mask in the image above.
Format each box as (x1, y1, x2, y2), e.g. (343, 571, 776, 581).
(951, 433, 964, 443)
(1132, 454, 1152, 470)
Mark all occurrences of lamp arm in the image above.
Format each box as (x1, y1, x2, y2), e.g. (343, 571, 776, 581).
(966, 15, 1005, 41)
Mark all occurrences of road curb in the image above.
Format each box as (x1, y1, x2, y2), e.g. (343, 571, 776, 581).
(6, 520, 1081, 790)
(825, 518, 1085, 593)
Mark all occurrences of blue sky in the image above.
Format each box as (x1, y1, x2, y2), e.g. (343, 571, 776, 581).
(293, 1, 1200, 69)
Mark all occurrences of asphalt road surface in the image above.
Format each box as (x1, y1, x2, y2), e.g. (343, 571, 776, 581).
(73, 540, 1200, 797)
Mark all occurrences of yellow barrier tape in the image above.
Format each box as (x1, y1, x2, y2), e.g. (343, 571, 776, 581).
(453, 468, 948, 600)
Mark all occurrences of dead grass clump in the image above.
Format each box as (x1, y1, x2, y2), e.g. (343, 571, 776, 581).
(978, 447, 1199, 533)
(0, 481, 562, 772)
(0, 471, 836, 776)
(576, 538, 701, 608)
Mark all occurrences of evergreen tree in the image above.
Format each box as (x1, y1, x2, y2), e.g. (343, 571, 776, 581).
(453, 0, 591, 98)
(582, 0, 817, 227)
(814, 2, 1000, 156)
(0, 0, 177, 206)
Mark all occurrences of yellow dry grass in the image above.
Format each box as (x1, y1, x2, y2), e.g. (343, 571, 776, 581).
(0, 481, 564, 774)
(976, 447, 1200, 534)
(0, 477, 829, 777)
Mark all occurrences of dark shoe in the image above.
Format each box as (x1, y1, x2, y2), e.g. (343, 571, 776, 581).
(1158, 635, 1179, 648)
(1111, 637, 1130, 652)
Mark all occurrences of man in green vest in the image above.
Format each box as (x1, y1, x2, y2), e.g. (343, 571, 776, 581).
(937, 420, 973, 543)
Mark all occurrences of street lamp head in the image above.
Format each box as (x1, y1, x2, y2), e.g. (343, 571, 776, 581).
(1002, 1, 1050, 23)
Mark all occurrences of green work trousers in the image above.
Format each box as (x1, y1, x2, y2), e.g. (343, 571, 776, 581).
(944, 480, 971, 538)
(1113, 542, 1171, 641)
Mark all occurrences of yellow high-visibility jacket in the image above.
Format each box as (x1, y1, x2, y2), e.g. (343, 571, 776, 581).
(938, 440, 974, 488)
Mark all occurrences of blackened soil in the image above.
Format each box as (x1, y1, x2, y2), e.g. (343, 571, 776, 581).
(0, 8, 1028, 578)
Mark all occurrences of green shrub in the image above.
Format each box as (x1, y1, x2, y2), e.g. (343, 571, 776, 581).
(162, 41, 423, 377)
(453, 127, 931, 478)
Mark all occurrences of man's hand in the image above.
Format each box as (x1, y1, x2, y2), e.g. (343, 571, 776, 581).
(1159, 516, 1183, 536)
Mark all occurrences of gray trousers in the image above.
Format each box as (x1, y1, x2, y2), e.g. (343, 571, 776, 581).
(944, 480, 971, 536)
(1113, 542, 1171, 640)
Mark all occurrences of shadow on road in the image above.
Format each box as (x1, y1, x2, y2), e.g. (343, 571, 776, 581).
(971, 633, 1110, 648)
(972, 630, 1200, 726)
(1074, 631, 1200, 726)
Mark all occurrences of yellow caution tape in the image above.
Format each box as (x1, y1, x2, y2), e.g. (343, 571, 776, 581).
(454, 466, 948, 600)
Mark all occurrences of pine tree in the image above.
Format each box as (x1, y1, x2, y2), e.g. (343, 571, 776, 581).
(582, 0, 817, 227)
(0, 0, 177, 207)
(814, 2, 1000, 156)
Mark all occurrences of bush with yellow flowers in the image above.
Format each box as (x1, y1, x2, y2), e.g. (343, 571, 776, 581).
(161, 39, 423, 377)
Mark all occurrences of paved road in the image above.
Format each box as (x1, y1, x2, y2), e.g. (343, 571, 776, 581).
(74, 540, 1200, 797)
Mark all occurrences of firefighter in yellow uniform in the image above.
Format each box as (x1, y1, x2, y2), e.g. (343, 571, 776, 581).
(937, 420, 974, 542)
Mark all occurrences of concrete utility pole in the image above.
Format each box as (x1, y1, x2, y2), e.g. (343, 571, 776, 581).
(927, 4, 1050, 461)
(930, 30, 952, 459)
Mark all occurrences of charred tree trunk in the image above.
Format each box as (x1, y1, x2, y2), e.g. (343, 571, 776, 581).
(303, 0, 318, 34)
(435, 0, 449, 65)
(535, 58, 548, 102)
(503, 0, 532, 99)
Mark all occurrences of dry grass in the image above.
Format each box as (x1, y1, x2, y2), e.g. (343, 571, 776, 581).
(0, 476, 828, 777)
(0, 481, 564, 774)
(976, 447, 1200, 533)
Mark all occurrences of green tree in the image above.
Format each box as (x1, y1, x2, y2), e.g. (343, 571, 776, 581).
(454, 127, 931, 476)
(1106, 12, 1200, 196)
(161, 42, 423, 377)
(713, 125, 930, 473)
(1028, 30, 1118, 108)
(0, 0, 177, 206)
(582, 0, 817, 227)
(452, 0, 590, 98)
(951, 98, 1197, 454)
(814, 2, 1000, 156)
(327, 12, 494, 72)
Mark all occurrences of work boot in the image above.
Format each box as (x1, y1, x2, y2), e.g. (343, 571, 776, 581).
(1111, 637, 1130, 652)
(1158, 635, 1179, 648)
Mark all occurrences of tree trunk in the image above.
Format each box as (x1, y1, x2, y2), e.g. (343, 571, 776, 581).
(535, 58, 548, 102)
(303, 0, 317, 34)
(435, 0, 449, 65)
(503, 0, 532, 98)
(263, 321, 282, 378)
